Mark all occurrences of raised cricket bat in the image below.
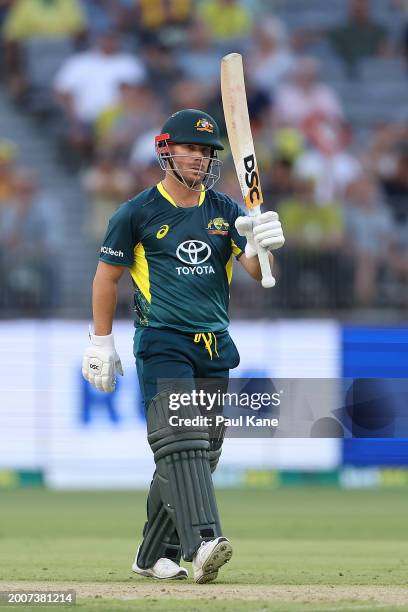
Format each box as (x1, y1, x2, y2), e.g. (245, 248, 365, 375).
(221, 52, 275, 288)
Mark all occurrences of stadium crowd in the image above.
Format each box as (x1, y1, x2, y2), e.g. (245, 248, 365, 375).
(0, 0, 407, 313)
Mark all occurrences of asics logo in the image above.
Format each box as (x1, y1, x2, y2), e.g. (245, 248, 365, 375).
(156, 224, 170, 239)
(176, 240, 211, 265)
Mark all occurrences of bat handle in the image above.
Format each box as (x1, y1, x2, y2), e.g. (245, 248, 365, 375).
(249, 208, 276, 289)
(257, 244, 276, 288)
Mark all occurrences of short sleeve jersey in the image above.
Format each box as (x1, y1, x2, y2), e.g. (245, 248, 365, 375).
(100, 182, 247, 333)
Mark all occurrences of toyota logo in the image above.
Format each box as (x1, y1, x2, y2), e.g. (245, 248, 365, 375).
(176, 240, 211, 265)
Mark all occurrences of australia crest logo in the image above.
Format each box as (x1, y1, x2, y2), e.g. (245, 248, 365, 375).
(207, 217, 229, 235)
(196, 118, 214, 133)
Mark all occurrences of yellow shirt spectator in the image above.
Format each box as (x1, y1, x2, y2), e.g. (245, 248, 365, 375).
(137, 0, 193, 31)
(198, 0, 252, 43)
(279, 197, 343, 250)
(3, 0, 85, 41)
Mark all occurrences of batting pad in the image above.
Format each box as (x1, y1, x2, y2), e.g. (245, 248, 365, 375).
(209, 446, 222, 473)
(147, 390, 222, 561)
(137, 428, 224, 568)
(136, 472, 182, 569)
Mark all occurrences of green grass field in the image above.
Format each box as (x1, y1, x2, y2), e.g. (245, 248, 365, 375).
(1, 488, 408, 611)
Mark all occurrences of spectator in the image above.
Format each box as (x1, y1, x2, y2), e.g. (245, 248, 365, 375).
(247, 17, 295, 95)
(128, 0, 194, 47)
(141, 38, 182, 98)
(364, 123, 408, 178)
(133, 158, 163, 192)
(81, 0, 118, 39)
(273, 58, 344, 128)
(129, 126, 162, 176)
(54, 29, 145, 122)
(245, 84, 272, 136)
(345, 176, 394, 305)
(278, 179, 349, 308)
(381, 143, 408, 227)
(0, 0, 12, 26)
(175, 18, 223, 82)
(198, 0, 253, 50)
(218, 166, 245, 203)
(258, 127, 304, 201)
(272, 127, 305, 165)
(170, 78, 214, 114)
(82, 151, 135, 242)
(3, 0, 85, 40)
(0, 139, 19, 206)
(80, 0, 118, 37)
(0, 0, 13, 77)
(95, 80, 161, 159)
(111, 0, 137, 34)
(53, 29, 145, 161)
(3, 0, 86, 99)
(391, 0, 408, 53)
(278, 180, 344, 250)
(295, 117, 361, 203)
(0, 170, 61, 311)
(327, 0, 389, 72)
(378, 142, 408, 302)
(263, 157, 296, 212)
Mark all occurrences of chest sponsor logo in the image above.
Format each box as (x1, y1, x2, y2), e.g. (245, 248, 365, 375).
(100, 246, 124, 258)
(207, 217, 229, 235)
(175, 240, 214, 276)
(156, 224, 170, 239)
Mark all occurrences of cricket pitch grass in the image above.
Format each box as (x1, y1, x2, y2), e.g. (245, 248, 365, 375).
(1, 488, 408, 611)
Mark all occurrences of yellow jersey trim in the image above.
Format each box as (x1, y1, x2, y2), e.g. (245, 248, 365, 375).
(198, 187, 205, 206)
(225, 254, 233, 285)
(231, 239, 242, 258)
(130, 243, 151, 302)
(157, 182, 205, 208)
(157, 182, 178, 207)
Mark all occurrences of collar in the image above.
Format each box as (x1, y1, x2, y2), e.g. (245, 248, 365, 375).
(157, 182, 205, 208)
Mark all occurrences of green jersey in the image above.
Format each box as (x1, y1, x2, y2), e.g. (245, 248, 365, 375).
(99, 182, 247, 333)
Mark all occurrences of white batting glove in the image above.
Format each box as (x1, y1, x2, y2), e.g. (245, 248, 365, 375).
(235, 211, 285, 259)
(82, 332, 123, 393)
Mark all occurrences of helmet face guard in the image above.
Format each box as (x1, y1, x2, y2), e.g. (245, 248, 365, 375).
(155, 133, 222, 192)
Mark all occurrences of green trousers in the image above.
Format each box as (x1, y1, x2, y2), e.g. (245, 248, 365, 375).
(133, 326, 240, 567)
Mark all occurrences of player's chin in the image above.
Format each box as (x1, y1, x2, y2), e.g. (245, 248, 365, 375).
(184, 170, 206, 186)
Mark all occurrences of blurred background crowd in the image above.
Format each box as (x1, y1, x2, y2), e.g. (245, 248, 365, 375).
(0, 0, 407, 318)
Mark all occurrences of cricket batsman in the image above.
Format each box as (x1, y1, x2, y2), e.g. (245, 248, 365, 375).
(82, 109, 285, 582)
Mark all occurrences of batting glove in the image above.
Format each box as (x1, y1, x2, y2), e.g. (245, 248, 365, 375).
(82, 332, 123, 393)
(235, 211, 285, 259)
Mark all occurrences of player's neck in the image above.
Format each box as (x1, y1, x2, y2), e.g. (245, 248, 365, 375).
(161, 176, 201, 208)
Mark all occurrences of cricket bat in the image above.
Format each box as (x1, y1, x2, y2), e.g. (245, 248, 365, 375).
(221, 52, 275, 288)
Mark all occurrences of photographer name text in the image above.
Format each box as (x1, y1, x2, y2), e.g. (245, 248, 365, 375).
(168, 415, 279, 428)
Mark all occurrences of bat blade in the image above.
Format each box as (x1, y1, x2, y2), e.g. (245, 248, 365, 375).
(221, 52, 275, 288)
(221, 53, 263, 210)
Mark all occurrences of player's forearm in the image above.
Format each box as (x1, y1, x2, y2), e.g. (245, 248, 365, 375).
(91, 261, 126, 335)
(92, 262, 126, 335)
(92, 276, 118, 336)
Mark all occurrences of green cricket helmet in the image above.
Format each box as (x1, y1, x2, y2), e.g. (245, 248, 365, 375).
(155, 109, 223, 191)
(156, 109, 224, 150)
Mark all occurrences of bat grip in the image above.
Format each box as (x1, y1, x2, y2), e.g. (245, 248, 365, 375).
(249, 208, 276, 289)
(257, 244, 276, 288)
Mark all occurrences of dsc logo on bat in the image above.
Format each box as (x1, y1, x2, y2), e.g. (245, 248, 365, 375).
(243, 154, 262, 207)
